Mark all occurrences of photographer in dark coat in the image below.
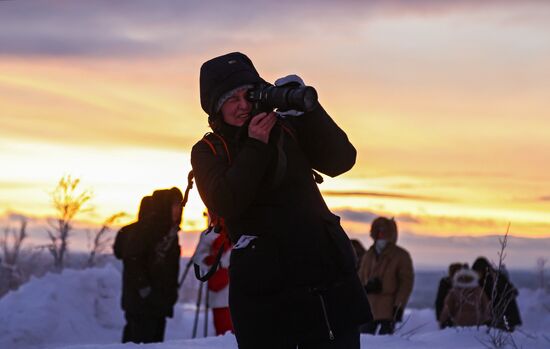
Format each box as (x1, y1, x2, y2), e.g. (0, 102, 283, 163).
(119, 188, 183, 343)
(191, 52, 370, 348)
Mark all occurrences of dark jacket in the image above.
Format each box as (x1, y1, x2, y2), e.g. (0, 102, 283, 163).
(191, 104, 370, 347)
(113, 196, 153, 260)
(435, 277, 453, 322)
(114, 196, 153, 313)
(120, 189, 181, 318)
(481, 271, 522, 330)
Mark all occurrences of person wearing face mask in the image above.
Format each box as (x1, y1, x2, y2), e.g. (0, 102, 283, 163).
(358, 217, 414, 335)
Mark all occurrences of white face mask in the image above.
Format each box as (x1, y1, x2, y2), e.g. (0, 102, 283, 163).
(375, 239, 388, 253)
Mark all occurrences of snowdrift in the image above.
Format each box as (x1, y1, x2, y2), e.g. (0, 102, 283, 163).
(0, 265, 549, 349)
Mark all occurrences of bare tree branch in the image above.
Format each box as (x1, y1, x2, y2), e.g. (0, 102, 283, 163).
(0, 218, 27, 266)
(87, 212, 126, 267)
(45, 175, 92, 270)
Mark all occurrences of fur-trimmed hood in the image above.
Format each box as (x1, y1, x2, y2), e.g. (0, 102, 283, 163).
(453, 268, 479, 289)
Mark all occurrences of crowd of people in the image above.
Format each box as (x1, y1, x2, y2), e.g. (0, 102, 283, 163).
(435, 258, 522, 331)
(111, 52, 522, 348)
(113, 188, 183, 343)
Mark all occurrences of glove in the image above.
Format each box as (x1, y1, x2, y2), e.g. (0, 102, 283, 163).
(393, 305, 404, 322)
(364, 277, 382, 294)
(275, 74, 305, 88)
(274, 74, 306, 118)
(138, 286, 152, 299)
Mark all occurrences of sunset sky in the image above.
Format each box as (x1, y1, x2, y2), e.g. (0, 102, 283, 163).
(1, 0, 549, 254)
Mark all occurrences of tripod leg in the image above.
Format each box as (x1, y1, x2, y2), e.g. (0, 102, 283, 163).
(192, 282, 203, 339)
(178, 258, 194, 288)
(204, 287, 210, 337)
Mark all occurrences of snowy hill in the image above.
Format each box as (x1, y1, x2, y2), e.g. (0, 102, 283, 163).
(0, 265, 549, 349)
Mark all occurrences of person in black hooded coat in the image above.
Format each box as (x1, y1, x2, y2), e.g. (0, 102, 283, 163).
(191, 52, 371, 349)
(472, 257, 522, 332)
(120, 188, 183, 343)
(113, 195, 153, 342)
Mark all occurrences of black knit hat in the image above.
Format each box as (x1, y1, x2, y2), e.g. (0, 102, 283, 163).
(200, 52, 264, 116)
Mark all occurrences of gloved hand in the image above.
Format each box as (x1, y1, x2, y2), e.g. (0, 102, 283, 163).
(138, 286, 152, 299)
(364, 277, 382, 294)
(275, 74, 305, 88)
(274, 74, 306, 118)
(393, 305, 404, 322)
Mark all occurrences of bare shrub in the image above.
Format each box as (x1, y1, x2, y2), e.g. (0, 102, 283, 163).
(86, 212, 125, 267)
(1, 218, 27, 265)
(478, 224, 521, 349)
(46, 175, 92, 270)
(0, 218, 28, 296)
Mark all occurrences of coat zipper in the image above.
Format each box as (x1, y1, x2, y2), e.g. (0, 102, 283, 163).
(317, 293, 335, 340)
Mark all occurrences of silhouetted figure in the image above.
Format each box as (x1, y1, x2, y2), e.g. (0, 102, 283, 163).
(119, 188, 183, 343)
(113, 195, 153, 343)
(350, 239, 367, 270)
(472, 257, 522, 332)
(439, 268, 490, 328)
(358, 217, 414, 335)
(435, 262, 467, 328)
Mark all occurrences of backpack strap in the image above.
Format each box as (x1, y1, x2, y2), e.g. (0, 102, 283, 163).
(194, 239, 226, 282)
(201, 132, 231, 165)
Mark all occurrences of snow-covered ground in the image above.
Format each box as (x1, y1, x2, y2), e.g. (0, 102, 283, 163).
(0, 265, 549, 349)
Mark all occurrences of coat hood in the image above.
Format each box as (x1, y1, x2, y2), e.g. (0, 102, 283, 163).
(151, 187, 183, 231)
(370, 217, 398, 244)
(199, 52, 265, 117)
(137, 195, 153, 220)
(453, 269, 479, 289)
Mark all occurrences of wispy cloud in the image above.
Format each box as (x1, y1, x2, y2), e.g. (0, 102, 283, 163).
(322, 190, 446, 202)
(0, 0, 546, 57)
(333, 208, 420, 224)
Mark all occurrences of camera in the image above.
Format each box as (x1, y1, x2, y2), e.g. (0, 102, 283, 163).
(246, 82, 318, 116)
(365, 277, 382, 294)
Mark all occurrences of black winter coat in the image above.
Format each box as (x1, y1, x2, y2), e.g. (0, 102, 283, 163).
(118, 217, 180, 318)
(191, 105, 371, 347)
(113, 222, 137, 313)
(481, 272, 522, 330)
(435, 277, 452, 323)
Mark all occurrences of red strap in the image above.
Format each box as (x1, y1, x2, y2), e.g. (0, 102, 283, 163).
(201, 132, 232, 165)
(201, 135, 217, 155)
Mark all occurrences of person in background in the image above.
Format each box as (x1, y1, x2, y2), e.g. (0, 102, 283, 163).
(439, 268, 490, 328)
(123, 187, 183, 343)
(435, 262, 467, 328)
(358, 217, 414, 335)
(113, 195, 153, 343)
(472, 257, 522, 332)
(193, 211, 233, 335)
(350, 239, 367, 270)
